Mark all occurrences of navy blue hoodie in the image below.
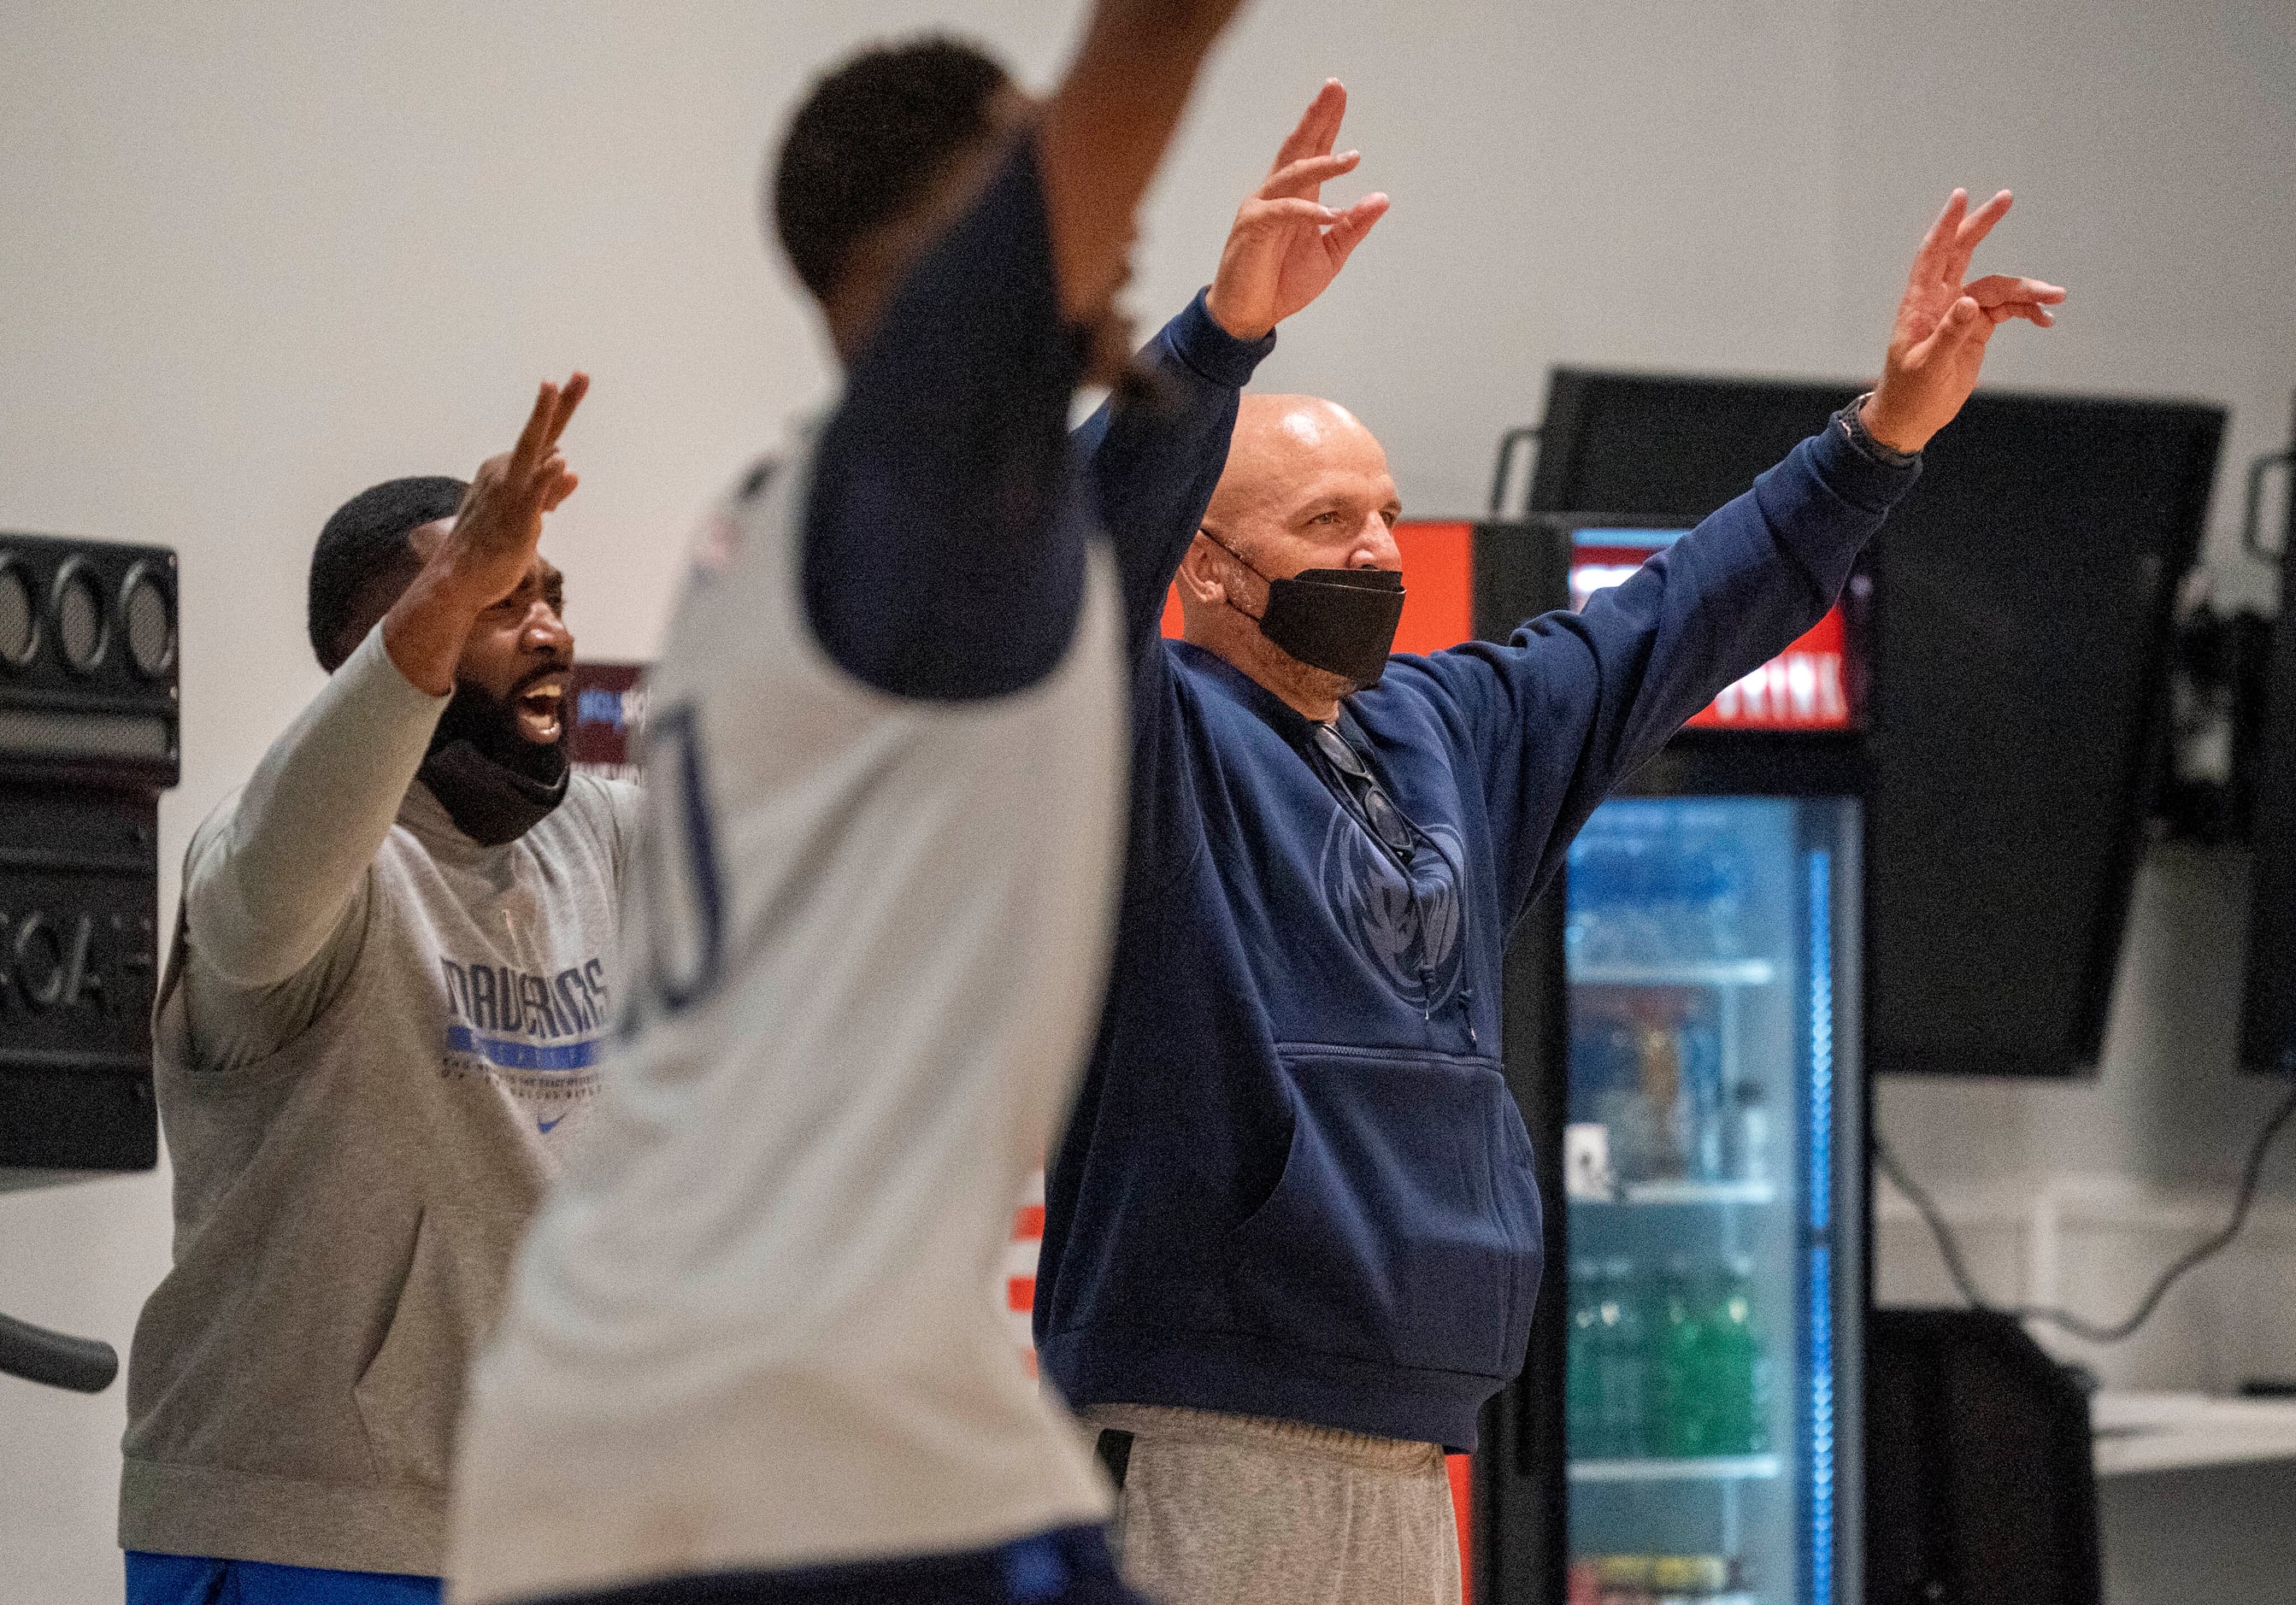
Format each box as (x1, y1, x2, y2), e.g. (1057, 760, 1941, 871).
(1038, 313, 1921, 1452)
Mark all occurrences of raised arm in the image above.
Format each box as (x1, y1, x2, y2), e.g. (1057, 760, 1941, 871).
(1037, 0, 1253, 326)
(1426, 190, 2063, 914)
(798, 3, 1257, 703)
(189, 380, 584, 990)
(1073, 79, 1388, 657)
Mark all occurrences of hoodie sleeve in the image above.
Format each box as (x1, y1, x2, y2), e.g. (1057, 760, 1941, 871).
(1415, 415, 1920, 918)
(1071, 289, 1276, 660)
(182, 622, 448, 991)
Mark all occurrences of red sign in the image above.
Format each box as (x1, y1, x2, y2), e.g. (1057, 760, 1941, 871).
(1573, 539, 1852, 732)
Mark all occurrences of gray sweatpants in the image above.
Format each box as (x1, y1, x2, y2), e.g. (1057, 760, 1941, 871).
(1082, 1403, 1461, 1605)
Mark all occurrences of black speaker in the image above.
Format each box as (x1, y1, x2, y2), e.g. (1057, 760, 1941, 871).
(0, 531, 179, 791)
(1866, 1308, 2102, 1605)
(1, 532, 179, 1181)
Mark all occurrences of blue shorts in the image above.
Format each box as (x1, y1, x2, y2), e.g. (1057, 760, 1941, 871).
(516, 1525, 1144, 1604)
(126, 1551, 441, 1605)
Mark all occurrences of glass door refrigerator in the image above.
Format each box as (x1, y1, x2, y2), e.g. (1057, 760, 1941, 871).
(1552, 784, 1861, 1605)
(1389, 515, 1869, 1605)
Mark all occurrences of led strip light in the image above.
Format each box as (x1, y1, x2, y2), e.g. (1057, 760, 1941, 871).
(1807, 850, 1835, 1605)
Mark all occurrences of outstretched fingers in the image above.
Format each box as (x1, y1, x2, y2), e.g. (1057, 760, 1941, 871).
(1965, 273, 2065, 326)
(1238, 197, 1340, 234)
(1262, 150, 1359, 202)
(1322, 192, 1390, 268)
(1952, 191, 2014, 252)
(1909, 189, 1969, 288)
(508, 382, 560, 479)
(543, 371, 590, 450)
(1271, 79, 1347, 172)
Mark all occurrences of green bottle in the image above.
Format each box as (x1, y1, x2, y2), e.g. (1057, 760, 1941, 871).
(1656, 1255, 1710, 1457)
(1704, 1253, 1769, 1455)
(1565, 1259, 1604, 1458)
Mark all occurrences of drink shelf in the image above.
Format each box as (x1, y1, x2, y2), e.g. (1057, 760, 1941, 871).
(1567, 1453, 1784, 1484)
(1601, 1179, 1779, 1207)
(1568, 958, 1778, 988)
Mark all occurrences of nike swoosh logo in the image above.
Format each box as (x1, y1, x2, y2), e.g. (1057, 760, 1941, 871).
(538, 1114, 566, 1134)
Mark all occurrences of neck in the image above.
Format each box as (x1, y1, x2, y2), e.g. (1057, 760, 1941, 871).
(1192, 625, 1346, 723)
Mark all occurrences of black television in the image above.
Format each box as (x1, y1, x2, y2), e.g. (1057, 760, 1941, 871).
(2240, 396, 2296, 1077)
(1526, 369, 2224, 1079)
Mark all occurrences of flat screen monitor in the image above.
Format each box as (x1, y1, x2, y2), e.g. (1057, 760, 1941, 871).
(2240, 406, 2296, 1076)
(1528, 369, 2223, 1078)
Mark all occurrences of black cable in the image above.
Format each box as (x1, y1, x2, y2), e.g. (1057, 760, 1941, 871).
(1875, 1076, 2296, 1345)
(0, 1312, 119, 1394)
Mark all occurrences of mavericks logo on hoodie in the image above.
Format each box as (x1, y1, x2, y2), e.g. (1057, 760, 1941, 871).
(437, 955, 610, 1132)
(1318, 812, 1467, 1009)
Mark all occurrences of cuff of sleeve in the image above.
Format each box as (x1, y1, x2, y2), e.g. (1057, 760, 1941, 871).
(1163, 288, 1278, 390)
(1807, 405, 1923, 512)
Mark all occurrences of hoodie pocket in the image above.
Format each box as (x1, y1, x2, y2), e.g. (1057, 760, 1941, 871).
(353, 1208, 512, 1488)
(1224, 1045, 1543, 1379)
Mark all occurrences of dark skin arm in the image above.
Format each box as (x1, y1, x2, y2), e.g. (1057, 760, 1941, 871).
(1035, 0, 1253, 326)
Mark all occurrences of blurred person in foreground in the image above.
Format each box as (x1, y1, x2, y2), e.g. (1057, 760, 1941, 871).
(1033, 192, 2065, 1604)
(121, 376, 633, 1605)
(441, 6, 1396, 1604)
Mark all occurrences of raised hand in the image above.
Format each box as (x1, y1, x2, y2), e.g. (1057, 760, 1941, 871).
(380, 373, 587, 695)
(1863, 191, 2064, 454)
(440, 373, 589, 607)
(1204, 79, 1390, 341)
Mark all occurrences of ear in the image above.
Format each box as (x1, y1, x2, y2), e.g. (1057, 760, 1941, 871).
(1176, 532, 1229, 605)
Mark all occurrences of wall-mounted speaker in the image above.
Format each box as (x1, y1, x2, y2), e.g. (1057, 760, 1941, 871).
(0, 532, 179, 790)
(2, 532, 179, 1183)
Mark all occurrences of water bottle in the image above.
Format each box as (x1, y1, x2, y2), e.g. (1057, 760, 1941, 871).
(1634, 1018, 1686, 1179)
(1691, 841, 1749, 960)
(1593, 1257, 1650, 1458)
(1677, 1020, 1725, 1181)
(1729, 1081, 1772, 1187)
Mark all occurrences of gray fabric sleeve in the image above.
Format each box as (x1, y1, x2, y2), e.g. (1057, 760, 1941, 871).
(184, 622, 449, 991)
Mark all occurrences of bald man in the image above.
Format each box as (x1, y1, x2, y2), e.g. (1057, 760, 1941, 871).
(1035, 192, 2063, 1605)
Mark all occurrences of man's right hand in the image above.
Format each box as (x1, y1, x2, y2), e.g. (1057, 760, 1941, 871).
(1860, 192, 2063, 455)
(382, 373, 586, 696)
(1204, 80, 1388, 341)
(435, 374, 587, 609)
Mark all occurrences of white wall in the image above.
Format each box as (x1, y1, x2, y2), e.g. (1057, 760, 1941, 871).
(3, 3, 2293, 1602)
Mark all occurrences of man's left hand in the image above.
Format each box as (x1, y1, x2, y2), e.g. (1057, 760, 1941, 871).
(1204, 79, 1390, 341)
(1862, 189, 2066, 455)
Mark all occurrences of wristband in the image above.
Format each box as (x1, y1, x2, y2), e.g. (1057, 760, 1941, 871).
(1838, 392, 1921, 469)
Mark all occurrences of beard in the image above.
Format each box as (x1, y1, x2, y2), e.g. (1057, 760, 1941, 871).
(416, 670, 572, 845)
(427, 671, 569, 784)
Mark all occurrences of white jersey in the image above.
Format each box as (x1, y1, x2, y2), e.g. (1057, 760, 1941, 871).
(445, 426, 1127, 1601)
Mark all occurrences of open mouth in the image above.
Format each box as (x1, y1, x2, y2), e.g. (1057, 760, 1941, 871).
(515, 673, 568, 744)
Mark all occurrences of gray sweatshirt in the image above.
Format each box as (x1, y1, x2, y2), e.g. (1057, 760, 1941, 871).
(119, 624, 638, 1574)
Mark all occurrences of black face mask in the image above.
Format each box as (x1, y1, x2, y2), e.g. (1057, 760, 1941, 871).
(416, 675, 570, 846)
(1206, 533, 1406, 689)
